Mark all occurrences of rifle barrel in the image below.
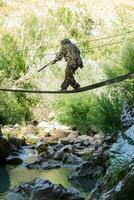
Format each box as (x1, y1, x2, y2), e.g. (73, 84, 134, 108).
(38, 61, 54, 72)
(38, 65, 47, 72)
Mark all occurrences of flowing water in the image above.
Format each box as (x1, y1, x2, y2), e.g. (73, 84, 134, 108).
(0, 146, 91, 200)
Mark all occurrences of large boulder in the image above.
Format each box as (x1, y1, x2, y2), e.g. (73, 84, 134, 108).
(89, 165, 134, 200)
(5, 178, 84, 200)
(62, 153, 83, 165)
(68, 132, 115, 182)
(8, 137, 26, 151)
(36, 144, 55, 158)
(110, 124, 134, 162)
(61, 131, 79, 145)
(26, 159, 61, 170)
(121, 104, 134, 129)
(61, 133, 96, 146)
(50, 129, 70, 140)
(54, 145, 74, 160)
(89, 106, 134, 200)
(69, 154, 107, 181)
(6, 156, 23, 165)
(36, 143, 48, 156)
(0, 137, 10, 164)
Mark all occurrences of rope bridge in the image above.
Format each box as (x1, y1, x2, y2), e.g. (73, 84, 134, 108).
(0, 72, 133, 94)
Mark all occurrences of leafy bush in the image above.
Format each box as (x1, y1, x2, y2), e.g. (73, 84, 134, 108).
(121, 41, 134, 72)
(54, 89, 125, 135)
(0, 92, 34, 125)
(0, 33, 27, 79)
(54, 93, 97, 133)
(95, 91, 124, 133)
(0, 31, 36, 124)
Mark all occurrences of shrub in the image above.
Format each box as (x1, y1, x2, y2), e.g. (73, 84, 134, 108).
(0, 31, 36, 124)
(54, 89, 125, 135)
(95, 91, 124, 134)
(0, 92, 33, 125)
(0, 33, 27, 79)
(121, 41, 134, 72)
(54, 93, 97, 133)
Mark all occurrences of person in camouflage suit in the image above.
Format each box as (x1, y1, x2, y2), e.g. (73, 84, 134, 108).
(52, 38, 83, 91)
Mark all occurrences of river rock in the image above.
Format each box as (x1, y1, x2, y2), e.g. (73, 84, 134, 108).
(46, 145, 55, 157)
(89, 164, 134, 200)
(102, 131, 118, 146)
(78, 135, 96, 145)
(26, 159, 61, 170)
(36, 143, 48, 156)
(76, 147, 95, 159)
(24, 135, 39, 145)
(61, 133, 96, 147)
(6, 156, 23, 165)
(68, 132, 115, 181)
(0, 136, 10, 164)
(51, 143, 64, 151)
(8, 137, 26, 151)
(50, 129, 70, 140)
(69, 153, 108, 181)
(110, 124, 134, 163)
(62, 153, 83, 165)
(121, 104, 134, 129)
(61, 131, 79, 145)
(37, 144, 55, 158)
(5, 178, 84, 200)
(54, 145, 74, 160)
(39, 129, 70, 144)
(89, 106, 134, 200)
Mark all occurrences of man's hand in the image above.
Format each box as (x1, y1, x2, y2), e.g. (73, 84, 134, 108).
(51, 60, 57, 65)
(79, 64, 83, 69)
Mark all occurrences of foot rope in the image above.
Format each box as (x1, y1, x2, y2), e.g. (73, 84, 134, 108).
(0, 72, 133, 94)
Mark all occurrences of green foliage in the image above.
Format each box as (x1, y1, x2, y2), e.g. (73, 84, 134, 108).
(20, 14, 48, 67)
(23, 14, 39, 43)
(0, 0, 4, 7)
(54, 7, 73, 26)
(54, 90, 124, 134)
(0, 31, 37, 124)
(95, 91, 124, 133)
(0, 33, 27, 79)
(121, 41, 134, 72)
(0, 92, 33, 124)
(103, 41, 134, 105)
(54, 93, 97, 133)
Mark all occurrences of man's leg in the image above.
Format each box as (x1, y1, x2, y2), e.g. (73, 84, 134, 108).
(61, 67, 70, 90)
(61, 65, 80, 90)
(69, 68, 80, 89)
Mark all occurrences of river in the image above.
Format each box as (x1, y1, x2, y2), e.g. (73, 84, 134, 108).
(0, 146, 90, 199)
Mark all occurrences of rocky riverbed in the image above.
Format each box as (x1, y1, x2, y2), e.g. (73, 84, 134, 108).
(0, 121, 100, 199)
(0, 104, 134, 200)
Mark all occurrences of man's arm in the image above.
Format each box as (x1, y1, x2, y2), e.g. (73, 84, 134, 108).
(38, 46, 66, 72)
(52, 46, 66, 64)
